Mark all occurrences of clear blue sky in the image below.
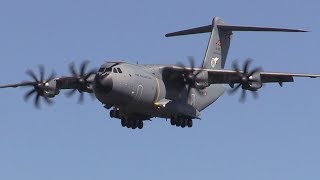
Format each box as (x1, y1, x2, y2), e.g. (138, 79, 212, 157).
(0, 0, 319, 180)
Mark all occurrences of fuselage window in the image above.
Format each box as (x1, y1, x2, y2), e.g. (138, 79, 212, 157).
(117, 68, 122, 73)
(113, 68, 118, 73)
(99, 68, 105, 72)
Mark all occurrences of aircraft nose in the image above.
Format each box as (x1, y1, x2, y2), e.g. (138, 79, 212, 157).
(94, 73, 113, 94)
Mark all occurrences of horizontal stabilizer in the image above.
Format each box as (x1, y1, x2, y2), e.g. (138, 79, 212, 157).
(165, 25, 212, 37)
(218, 25, 308, 32)
(165, 24, 307, 37)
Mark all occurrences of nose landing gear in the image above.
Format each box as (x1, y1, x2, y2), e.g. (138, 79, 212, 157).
(110, 109, 120, 118)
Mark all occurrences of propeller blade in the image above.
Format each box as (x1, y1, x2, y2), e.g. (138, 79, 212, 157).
(80, 61, 89, 76)
(176, 57, 208, 97)
(78, 92, 84, 104)
(26, 70, 38, 82)
(24, 89, 36, 101)
(176, 62, 186, 71)
(248, 67, 263, 77)
(228, 83, 241, 94)
(22, 65, 57, 108)
(90, 93, 96, 100)
(84, 69, 97, 80)
(46, 70, 56, 83)
(243, 59, 252, 74)
(69, 62, 78, 77)
(66, 61, 96, 104)
(251, 91, 259, 99)
(232, 61, 243, 78)
(39, 65, 45, 82)
(229, 59, 263, 102)
(194, 70, 202, 78)
(34, 93, 41, 108)
(188, 56, 195, 71)
(44, 96, 53, 105)
(240, 89, 247, 103)
(65, 89, 77, 97)
(232, 61, 240, 72)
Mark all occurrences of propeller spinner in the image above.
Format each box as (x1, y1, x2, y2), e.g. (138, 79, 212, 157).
(228, 59, 263, 102)
(65, 60, 97, 104)
(24, 65, 56, 108)
(177, 57, 207, 96)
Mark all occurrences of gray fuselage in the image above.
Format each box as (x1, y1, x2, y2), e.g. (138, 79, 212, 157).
(93, 62, 224, 120)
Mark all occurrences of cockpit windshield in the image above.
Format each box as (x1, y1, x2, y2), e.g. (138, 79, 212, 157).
(98, 63, 117, 73)
(98, 62, 124, 74)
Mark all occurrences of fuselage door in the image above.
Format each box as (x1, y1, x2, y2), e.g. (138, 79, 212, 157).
(135, 85, 143, 102)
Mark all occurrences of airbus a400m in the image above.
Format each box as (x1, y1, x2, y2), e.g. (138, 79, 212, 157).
(1, 17, 320, 129)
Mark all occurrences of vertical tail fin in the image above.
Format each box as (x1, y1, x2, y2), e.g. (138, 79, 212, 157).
(165, 17, 307, 69)
(165, 17, 232, 70)
(202, 17, 232, 69)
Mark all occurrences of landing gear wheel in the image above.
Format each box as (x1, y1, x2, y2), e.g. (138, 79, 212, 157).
(181, 119, 186, 128)
(175, 119, 181, 127)
(170, 119, 176, 126)
(115, 110, 120, 118)
(126, 120, 132, 128)
(110, 110, 114, 118)
(187, 119, 193, 128)
(121, 119, 126, 127)
(138, 120, 143, 129)
(132, 120, 137, 129)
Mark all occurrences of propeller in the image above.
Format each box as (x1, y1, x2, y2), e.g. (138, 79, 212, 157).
(228, 58, 263, 102)
(65, 60, 97, 104)
(24, 65, 56, 108)
(176, 57, 206, 96)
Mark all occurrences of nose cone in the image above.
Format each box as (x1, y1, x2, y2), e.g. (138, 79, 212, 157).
(94, 73, 113, 94)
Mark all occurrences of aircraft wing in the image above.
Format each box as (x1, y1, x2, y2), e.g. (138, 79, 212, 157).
(0, 82, 37, 88)
(167, 65, 320, 86)
(0, 62, 96, 107)
(0, 75, 95, 108)
(0, 76, 90, 90)
(206, 69, 320, 84)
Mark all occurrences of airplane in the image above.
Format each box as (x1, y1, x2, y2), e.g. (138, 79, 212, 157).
(1, 17, 320, 129)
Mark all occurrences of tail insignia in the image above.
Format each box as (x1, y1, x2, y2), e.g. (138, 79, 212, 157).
(211, 57, 219, 68)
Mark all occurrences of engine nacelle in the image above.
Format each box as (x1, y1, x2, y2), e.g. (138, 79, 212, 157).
(44, 79, 60, 97)
(246, 72, 262, 91)
(195, 71, 209, 89)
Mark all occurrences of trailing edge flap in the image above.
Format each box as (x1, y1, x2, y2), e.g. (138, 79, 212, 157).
(165, 24, 307, 37)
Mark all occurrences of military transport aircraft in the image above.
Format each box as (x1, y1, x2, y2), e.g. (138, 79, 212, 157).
(1, 17, 319, 129)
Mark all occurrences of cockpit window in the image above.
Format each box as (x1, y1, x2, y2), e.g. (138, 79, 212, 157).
(99, 63, 123, 74)
(105, 68, 112, 72)
(98, 68, 105, 72)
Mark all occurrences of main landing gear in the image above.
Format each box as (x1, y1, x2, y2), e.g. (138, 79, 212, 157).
(109, 109, 144, 129)
(170, 117, 193, 128)
(121, 119, 144, 129)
